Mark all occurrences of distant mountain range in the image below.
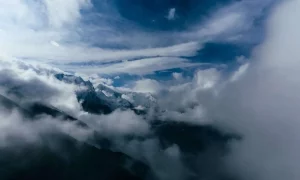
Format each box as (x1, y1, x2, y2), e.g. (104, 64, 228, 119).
(55, 73, 156, 115)
(0, 71, 240, 180)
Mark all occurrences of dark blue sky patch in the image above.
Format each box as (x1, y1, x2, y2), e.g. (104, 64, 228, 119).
(58, 0, 277, 82)
(100, 73, 143, 87)
(109, 64, 224, 87)
(104, 0, 238, 31)
(190, 42, 251, 64)
(77, 0, 272, 51)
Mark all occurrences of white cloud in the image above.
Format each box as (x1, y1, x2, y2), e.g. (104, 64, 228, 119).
(183, 0, 275, 42)
(64, 56, 203, 75)
(211, 1, 300, 179)
(166, 8, 176, 20)
(172, 72, 183, 81)
(229, 63, 249, 82)
(118, 68, 222, 125)
(0, 0, 276, 77)
(0, 56, 151, 145)
(160, 105, 209, 125)
(20, 41, 201, 64)
(194, 68, 220, 90)
(89, 75, 114, 86)
(80, 110, 150, 137)
(50, 40, 60, 47)
(44, 0, 91, 28)
(0, 57, 81, 114)
(0, 0, 88, 62)
(0, 108, 92, 148)
(0, 0, 91, 29)
(132, 79, 162, 94)
(198, 12, 244, 37)
(0, 0, 202, 71)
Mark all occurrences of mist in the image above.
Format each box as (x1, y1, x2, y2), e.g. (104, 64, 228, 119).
(215, 0, 300, 179)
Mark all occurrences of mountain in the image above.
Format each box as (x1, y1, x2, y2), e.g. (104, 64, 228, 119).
(96, 83, 133, 109)
(55, 73, 156, 115)
(55, 73, 114, 114)
(0, 70, 240, 180)
(0, 93, 79, 122)
(0, 131, 149, 180)
(0, 94, 151, 180)
(0, 94, 27, 113)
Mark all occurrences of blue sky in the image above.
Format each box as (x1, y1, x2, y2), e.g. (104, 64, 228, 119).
(0, 0, 277, 86)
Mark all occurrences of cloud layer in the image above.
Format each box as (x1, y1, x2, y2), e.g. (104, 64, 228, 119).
(0, 0, 275, 76)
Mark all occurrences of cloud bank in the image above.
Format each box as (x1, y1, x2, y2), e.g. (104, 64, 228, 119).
(217, 1, 300, 179)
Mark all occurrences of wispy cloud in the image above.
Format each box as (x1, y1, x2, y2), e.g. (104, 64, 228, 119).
(166, 8, 176, 20)
(0, 0, 275, 75)
(63, 57, 205, 75)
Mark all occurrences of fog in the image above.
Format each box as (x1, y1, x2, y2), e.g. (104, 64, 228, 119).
(216, 0, 300, 179)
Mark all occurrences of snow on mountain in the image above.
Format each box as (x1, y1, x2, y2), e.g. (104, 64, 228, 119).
(54, 73, 157, 114)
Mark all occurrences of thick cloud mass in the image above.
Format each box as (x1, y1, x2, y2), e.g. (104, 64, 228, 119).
(0, 56, 237, 180)
(216, 1, 300, 179)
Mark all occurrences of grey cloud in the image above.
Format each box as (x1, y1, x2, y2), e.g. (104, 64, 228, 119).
(79, 110, 150, 137)
(209, 1, 300, 179)
(0, 57, 240, 180)
(0, 108, 92, 148)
